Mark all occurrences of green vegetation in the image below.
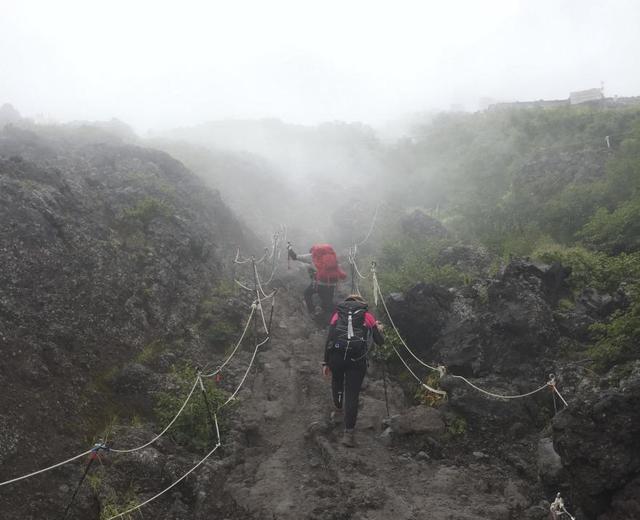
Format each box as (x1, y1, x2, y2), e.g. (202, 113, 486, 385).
(121, 196, 173, 232)
(86, 468, 139, 520)
(99, 490, 139, 520)
(377, 238, 467, 292)
(445, 416, 467, 437)
(382, 104, 640, 373)
(414, 372, 446, 407)
(589, 299, 640, 370)
(197, 280, 242, 348)
(155, 364, 232, 451)
(135, 339, 169, 364)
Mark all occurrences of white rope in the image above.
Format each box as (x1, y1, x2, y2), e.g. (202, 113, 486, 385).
(261, 232, 281, 285)
(352, 257, 370, 280)
(111, 376, 200, 454)
(0, 448, 94, 487)
(448, 374, 551, 400)
(552, 382, 569, 408)
(201, 304, 256, 378)
(220, 336, 270, 408)
(235, 249, 269, 266)
(233, 248, 252, 264)
(373, 269, 567, 403)
(550, 493, 575, 520)
(373, 272, 440, 372)
(355, 203, 380, 247)
(107, 415, 222, 520)
(253, 264, 271, 334)
(234, 279, 276, 300)
(348, 247, 370, 280)
(389, 341, 447, 396)
(234, 278, 254, 292)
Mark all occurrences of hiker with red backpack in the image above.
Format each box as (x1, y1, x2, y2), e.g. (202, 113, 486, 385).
(287, 243, 347, 315)
(323, 294, 385, 447)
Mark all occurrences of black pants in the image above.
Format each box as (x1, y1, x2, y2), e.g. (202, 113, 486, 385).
(304, 283, 335, 313)
(328, 349, 367, 430)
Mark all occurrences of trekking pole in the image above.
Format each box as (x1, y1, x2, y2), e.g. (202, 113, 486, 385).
(287, 242, 292, 270)
(61, 443, 108, 519)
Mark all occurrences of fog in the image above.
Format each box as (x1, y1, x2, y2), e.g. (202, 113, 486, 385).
(2, 0, 640, 249)
(2, 0, 639, 132)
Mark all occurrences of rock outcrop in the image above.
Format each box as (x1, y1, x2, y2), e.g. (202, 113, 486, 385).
(0, 123, 251, 519)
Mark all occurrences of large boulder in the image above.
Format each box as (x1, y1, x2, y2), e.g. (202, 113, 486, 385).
(555, 287, 629, 341)
(385, 282, 453, 357)
(553, 372, 640, 519)
(388, 406, 445, 436)
(400, 210, 449, 240)
(537, 437, 564, 486)
(433, 259, 564, 376)
(437, 244, 492, 275)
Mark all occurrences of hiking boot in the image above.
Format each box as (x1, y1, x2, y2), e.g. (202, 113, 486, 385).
(330, 408, 343, 425)
(341, 429, 355, 447)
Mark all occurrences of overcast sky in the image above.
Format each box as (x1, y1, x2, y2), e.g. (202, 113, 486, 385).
(1, 0, 639, 132)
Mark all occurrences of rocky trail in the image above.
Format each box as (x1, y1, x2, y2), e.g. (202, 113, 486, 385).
(201, 269, 551, 520)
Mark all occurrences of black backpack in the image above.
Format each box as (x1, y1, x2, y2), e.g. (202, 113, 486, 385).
(334, 300, 369, 349)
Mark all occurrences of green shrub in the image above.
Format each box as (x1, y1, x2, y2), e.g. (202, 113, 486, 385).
(378, 238, 467, 292)
(414, 371, 446, 407)
(588, 297, 640, 371)
(121, 197, 173, 231)
(534, 243, 640, 293)
(579, 197, 640, 253)
(446, 416, 467, 437)
(155, 365, 231, 451)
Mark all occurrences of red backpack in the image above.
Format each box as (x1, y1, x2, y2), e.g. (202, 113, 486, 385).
(310, 244, 347, 284)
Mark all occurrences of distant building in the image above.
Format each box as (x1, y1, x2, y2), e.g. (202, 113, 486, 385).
(488, 99, 568, 111)
(569, 88, 604, 105)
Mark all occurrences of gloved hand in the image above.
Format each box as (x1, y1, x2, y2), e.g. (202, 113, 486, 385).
(287, 247, 297, 260)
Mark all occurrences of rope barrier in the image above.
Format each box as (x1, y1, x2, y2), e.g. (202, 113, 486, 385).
(108, 261, 273, 516)
(3, 240, 279, 496)
(389, 340, 447, 396)
(0, 448, 95, 487)
(110, 376, 200, 454)
(348, 247, 370, 280)
(220, 336, 270, 408)
(198, 376, 218, 448)
(107, 415, 222, 520)
(372, 265, 569, 405)
(201, 304, 256, 378)
(234, 278, 276, 299)
(448, 372, 552, 400)
(550, 492, 575, 520)
(60, 443, 109, 519)
(355, 203, 380, 247)
(372, 269, 440, 372)
(235, 248, 269, 266)
(233, 248, 252, 264)
(253, 263, 272, 334)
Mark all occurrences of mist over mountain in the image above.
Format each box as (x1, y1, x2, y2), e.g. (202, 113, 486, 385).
(2, 1, 640, 517)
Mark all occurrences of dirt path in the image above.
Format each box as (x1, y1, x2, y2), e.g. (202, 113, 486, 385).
(216, 279, 538, 520)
